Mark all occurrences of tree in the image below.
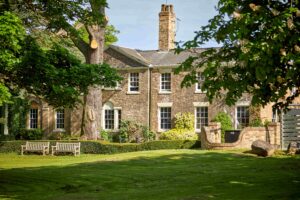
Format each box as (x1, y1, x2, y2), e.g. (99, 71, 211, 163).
(175, 0, 300, 111)
(1, 0, 118, 138)
(0, 11, 121, 107)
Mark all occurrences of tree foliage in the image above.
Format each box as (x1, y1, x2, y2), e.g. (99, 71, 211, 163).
(0, 11, 121, 108)
(176, 0, 300, 110)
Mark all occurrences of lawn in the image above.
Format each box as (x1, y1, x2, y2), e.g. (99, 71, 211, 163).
(0, 150, 299, 200)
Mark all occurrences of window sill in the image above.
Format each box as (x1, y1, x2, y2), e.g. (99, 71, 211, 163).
(127, 91, 140, 95)
(103, 129, 120, 132)
(53, 129, 66, 133)
(158, 129, 171, 132)
(194, 91, 207, 94)
(103, 88, 122, 91)
(159, 91, 172, 95)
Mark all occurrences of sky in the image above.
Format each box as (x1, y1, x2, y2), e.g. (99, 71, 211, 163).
(106, 0, 220, 50)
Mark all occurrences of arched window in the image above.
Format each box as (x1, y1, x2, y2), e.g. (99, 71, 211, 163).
(103, 102, 121, 130)
(29, 100, 40, 129)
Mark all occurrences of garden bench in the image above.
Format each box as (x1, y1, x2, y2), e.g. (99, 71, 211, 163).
(21, 141, 50, 155)
(52, 142, 80, 156)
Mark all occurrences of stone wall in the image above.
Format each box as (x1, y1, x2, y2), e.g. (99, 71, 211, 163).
(102, 69, 149, 127)
(150, 69, 210, 132)
(200, 122, 281, 150)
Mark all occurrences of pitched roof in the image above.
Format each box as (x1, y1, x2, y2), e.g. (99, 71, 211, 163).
(105, 45, 212, 67)
(109, 45, 150, 66)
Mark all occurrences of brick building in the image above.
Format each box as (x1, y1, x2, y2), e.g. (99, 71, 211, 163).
(2, 4, 278, 137)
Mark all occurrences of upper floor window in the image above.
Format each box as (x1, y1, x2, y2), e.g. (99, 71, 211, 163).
(160, 73, 171, 92)
(30, 109, 38, 129)
(236, 106, 249, 128)
(129, 73, 139, 92)
(160, 107, 172, 130)
(56, 109, 65, 129)
(195, 72, 205, 93)
(195, 107, 208, 131)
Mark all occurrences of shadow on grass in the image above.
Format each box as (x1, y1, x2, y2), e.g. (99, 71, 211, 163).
(0, 151, 300, 200)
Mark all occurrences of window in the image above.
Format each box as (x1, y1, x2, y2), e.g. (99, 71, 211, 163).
(105, 110, 114, 129)
(129, 73, 139, 92)
(236, 106, 249, 128)
(160, 107, 171, 130)
(118, 110, 122, 129)
(56, 109, 65, 129)
(30, 109, 38, 129)
(103, 102, 121, 130)
(195, 72, 205, 92)
(272, 109, 279, 123)
(195, 107, 208, 131)
(160, 73, 171, 92)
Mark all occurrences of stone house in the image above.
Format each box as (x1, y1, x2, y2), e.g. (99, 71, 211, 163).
(0, 4, 278, 137)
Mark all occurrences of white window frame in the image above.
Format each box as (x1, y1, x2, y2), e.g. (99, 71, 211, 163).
(102, 102, 122, 131)
(160, 73, 171, 93)
(195, 72, 206, 93)
(195, 106, 208, 132)
(29, 108, 38, 129)
(128, 73, 139, 93)
(236, 106, 250, 129)
(55, 109, 65, 130)
(158, 105, 172, 132)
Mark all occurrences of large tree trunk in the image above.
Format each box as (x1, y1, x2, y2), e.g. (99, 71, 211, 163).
(81, 25, 105, 140)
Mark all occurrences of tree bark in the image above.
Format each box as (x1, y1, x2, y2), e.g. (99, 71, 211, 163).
(81, 23, 105, 139)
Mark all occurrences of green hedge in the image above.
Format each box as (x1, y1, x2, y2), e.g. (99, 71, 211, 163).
(0, 140, 201, 154)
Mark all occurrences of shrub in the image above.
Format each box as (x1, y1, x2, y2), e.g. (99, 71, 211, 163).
(249, 118, 263, 127)
(160, 129, 198, 140)
(160, 112, 197, 140)
(212, 112, 233, 142)
(47, 132, 69, 140)
(141, 126, 156, 142)
(174, 112, 194, 130)
(100, 130, 111, 141)
(119, 120, 156, 143)
(17, 128, 43, 140)
(0, 134, 15, 141)
(0, 140, 201, 154)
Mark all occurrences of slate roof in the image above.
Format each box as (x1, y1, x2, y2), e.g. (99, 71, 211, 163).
(106, 45, 211, 67)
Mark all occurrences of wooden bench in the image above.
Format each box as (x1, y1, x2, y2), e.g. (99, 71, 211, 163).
(52, 142, 80, 156)
(21, 141, 50, 155)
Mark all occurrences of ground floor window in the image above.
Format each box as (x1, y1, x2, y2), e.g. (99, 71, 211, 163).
(236, 106, 249, 128)
(160, 107, 172, 130)
(103, 102, 121, 130)
(195, 107, 208, 131)
(104, 109, 115, 130)
(56, 109, 65, 129)
(30, 109, 38, 129)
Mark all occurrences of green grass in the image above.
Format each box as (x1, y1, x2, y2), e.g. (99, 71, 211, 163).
(0, 150, 299, 200)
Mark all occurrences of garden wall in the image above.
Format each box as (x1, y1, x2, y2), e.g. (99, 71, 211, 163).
(200, 122, 281, 150)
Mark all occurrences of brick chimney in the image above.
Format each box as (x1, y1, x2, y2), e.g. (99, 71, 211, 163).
(159, 4, 176, 51)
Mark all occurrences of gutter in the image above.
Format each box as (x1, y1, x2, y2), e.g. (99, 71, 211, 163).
(147, 64, 153, 129)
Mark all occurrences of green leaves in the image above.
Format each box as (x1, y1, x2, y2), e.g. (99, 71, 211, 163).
(11, 39, 122, 108)
(0, 12, 25, 70)
(176, 0, 300, 110)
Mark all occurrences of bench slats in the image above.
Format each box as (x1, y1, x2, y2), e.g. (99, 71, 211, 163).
(52, 142, 80, 156)
(21, 141, 50, 155)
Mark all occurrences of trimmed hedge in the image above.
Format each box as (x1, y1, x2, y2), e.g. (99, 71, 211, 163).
(0, 140, 201, 154)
